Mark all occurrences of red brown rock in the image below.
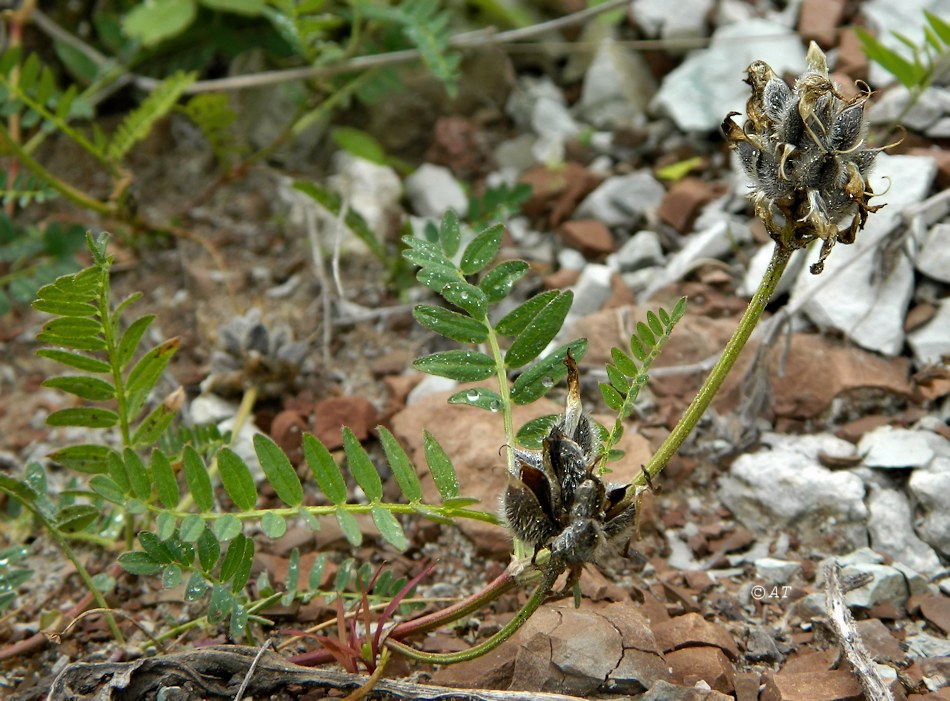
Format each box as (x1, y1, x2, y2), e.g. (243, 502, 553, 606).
(667, 646, 735, 693)
(854, 618, 907, 663)
(651, 612, 740, 660)
(658, 177, 718, 233)
(735, 672, 763, 701)
(312, 396, 378, 451)
(558, 219, 616, 256)
(918, 593, 950, 635)
(798, 0, 846, 47)
(543, 267, 581, 290)
(519, 162, 602, 227)
(271, 408, 308, 460)
(768, 670, 863, 701)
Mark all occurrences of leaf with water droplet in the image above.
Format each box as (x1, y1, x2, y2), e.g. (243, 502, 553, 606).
(448, 387, 503, 412)
(414, 350, 496, 382)
(510, 338, 588, 405)
(460, 223, 503, 275)
(413, 304, 488, 343)
(441, 281, 487, 319)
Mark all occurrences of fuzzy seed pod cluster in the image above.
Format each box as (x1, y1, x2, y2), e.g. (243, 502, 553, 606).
(502, 352, 638, 589)
(722, 42, 885, 274)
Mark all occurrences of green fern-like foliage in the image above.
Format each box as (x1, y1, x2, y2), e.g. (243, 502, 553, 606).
(856, 11, 950, 92)
(178, 93, 245, 167)
(355, 0, 462, 95)
(404, 211, 588, 455)
(595, 301, 687, 470)
(0, 214, 85, 315)
(0, 49, 90, 146)
(23, 232, 491, 635)
(106, 71, 197, 162)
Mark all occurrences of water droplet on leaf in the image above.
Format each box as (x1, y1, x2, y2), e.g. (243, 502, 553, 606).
(541, 376, 554, 388)
(466, 389, 479, 401)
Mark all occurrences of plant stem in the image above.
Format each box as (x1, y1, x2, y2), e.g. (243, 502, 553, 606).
(638, 244, 792, 485)
(485, 324, 516, 474)
(385, 564, 559, 665)
(0, 120, 114, 216)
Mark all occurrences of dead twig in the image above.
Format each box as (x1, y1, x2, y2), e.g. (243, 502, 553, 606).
(822, 561, 895, 701)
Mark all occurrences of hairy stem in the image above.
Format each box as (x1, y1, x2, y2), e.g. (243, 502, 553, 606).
(385, 564, 559, 665)
(639, 243, 792, 485)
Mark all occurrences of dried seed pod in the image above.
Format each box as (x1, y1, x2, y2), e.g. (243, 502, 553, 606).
(500, 351, 639, 569)
(722, 41, 886, 273)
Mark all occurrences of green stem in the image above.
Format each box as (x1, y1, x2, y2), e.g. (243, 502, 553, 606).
(638, 244, 792, 485)
(0, 484, 125, 644)
(0, 120, 114, 216)
(485, 323, 516, 474)
(386, 564, 559, 664)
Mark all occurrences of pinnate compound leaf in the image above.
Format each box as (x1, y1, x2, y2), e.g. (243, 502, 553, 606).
(90, 475, 125, 504)
(151, 450, 179, 508)
(124, 448, 152, 501)
(47, 407, 118, 429)
(610, 347, 638, 378)
(926, 10, 950, 44)
(371, 505, 408, 551)
(132, 390, 183, 447)
(516, 414, 559, 450)
(440, 281, 487, 319)
(439, 209, 461, 257)
(495, 290, 558, 337)
(282, 549, 300, 607)
(126, 338, 180, 417)
(197, 527, 221, 572)
(413, 350, 495, 382)
(510, 338, 587, 405)
(212, 514, 242, 542)
(36, 349, 110, 374)
(302, 434, 347, 504)
(416, 265, 458, 293)
(118, 551, 162, 576)
(599, 383, 624, 412)
(378, 427, 422, 502)
(254, 433, 303, 507)
(180, 514, 205, 542)
(261, 512, 287, 538)
(423, 431, 458, 500)
(460, 223, 503, 275)
(479, 260, 529, 303)
(412, 305, 487, 343)
(448, 387, 502, 412)
(48, 444, 112, 474)
(218, 447, 257, 511)
(183, 446, 213, 512)
(41, 376, 114, 401)
(343, 427, 382, 501)
(56, 504, 99, 533)
(123, 0, 196, 46)
(225, 535, 255, 593)
(505, 291, 574, 368)
(117, 315, 155, 370)
(335, 508, 363, 547)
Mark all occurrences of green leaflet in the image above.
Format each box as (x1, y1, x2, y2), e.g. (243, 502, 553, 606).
(183, 446, 213, 513)
(412, 305, 487, 344)
(343, 427, 382, 501)
(413, 350, 495, 382)
(422, 431, 458, 501)
(254, 434, 303, 507)
(504, 291, 572, 369)
(303, 433, 347, 505)
(378, 426, 423, 502)
(217, 448, 257, 511)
